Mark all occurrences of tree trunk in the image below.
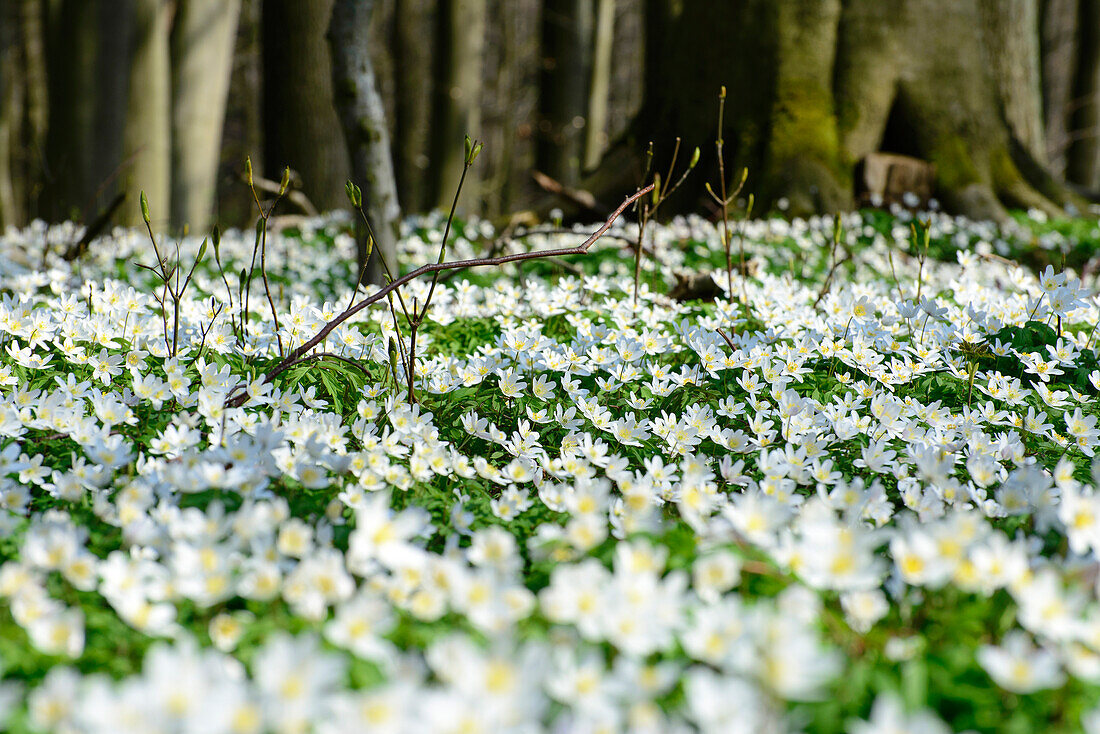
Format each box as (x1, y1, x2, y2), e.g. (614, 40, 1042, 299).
(765, 0, 847, 213)
(583, 0, 1082, 221)
(217, 0, 263, 228)
(121, 0, 173, 227)
(41, 0, 98, 222)
(584, 0, 614, 171)
(169, 0, 242, 231)
(91, 0, 134, 206)
(19, 0, 48, 221)
(393, 0, 435, 213)
(835, 0, 1080, 219)
(262, 0, 349, 213)
(1066, 0, 1100, 189)
(981, 0, 1047, 164)
(537, 0, 594, 185)
(0, 1, 21, 226)
(430, 0, 486, 211)
(500, 0, 544, 214)
(329, 0, 401, 285)
(1040, 0, 1079, 176)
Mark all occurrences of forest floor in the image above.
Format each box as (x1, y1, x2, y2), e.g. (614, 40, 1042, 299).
(0, 204, 1099, 732)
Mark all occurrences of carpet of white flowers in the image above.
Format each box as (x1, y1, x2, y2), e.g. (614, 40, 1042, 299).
(0, 206, 1099, 732)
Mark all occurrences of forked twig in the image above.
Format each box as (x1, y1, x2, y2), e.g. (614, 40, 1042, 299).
(225, 184, 655, 408)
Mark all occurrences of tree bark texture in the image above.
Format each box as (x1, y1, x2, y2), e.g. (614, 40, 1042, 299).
(0, 1, 23, 226)
(92, 0, 134, 203)
(586, 0, 1083, 221)
(170, 0, 242, 231)
(41, 0, 98, 222)
(430, 0, 486, 211)
(1066, 0, 1100, 189)
(584, 0, 615, 171)
(329, 0, 401, 285)
(262, 0, 350, 213)
(121, 0, 172, 227)
(393, 0, 436, 213)
(217, 0, 263, 226)
(1041, 0, 1079, 176)
(538, 0, 594, 185)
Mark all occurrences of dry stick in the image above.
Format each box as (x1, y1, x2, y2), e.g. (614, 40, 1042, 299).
(246, 165, 288, 358)
(225, 184, 655, 408)
(814, 218, 850, 308)
(813, 250, 853, 308)
(531, 170, 606, 215)
(715, 327, 738, 353)
(405, 143, 478, 405)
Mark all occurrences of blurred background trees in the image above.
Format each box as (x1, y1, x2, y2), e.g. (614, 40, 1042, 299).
(0, 0, 1097, 235)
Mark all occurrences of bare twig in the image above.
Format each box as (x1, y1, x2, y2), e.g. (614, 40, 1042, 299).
(225, 184, 654, 408)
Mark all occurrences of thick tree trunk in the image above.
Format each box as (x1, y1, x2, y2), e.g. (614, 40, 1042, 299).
(1040, 0, 1079, 176)
(329, 0, 401, 285)
(981, 0, 1047, 164)
(430, 0, 486, 211)
(584, 0, 1080, 222)
(765, 0, 847, 213)
(393, 0, 435, 213)
(537, 0, 594, 186)
(122, 0, 172, 227)
(262, 0, 349, 213)
(836, 0, 1080, 219)
(1066, 0, 1100, 189)
(169, 0, 242, 231)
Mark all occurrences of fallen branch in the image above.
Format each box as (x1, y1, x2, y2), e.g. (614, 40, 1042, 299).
(245, 171, 319, 217)
(226, 184, 654, 408)
(62, 192, 127, 261)
(531, 170, 607, 216)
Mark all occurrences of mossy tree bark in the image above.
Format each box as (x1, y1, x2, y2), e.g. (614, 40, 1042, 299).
(329, 0, 401, 285)
(584, 0, 1083, 221)
(262, 0, 350, 213)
